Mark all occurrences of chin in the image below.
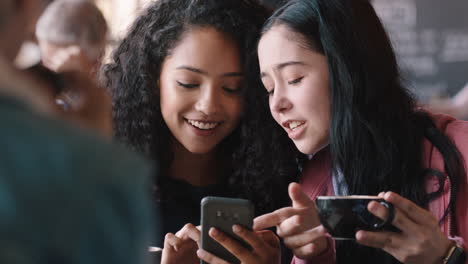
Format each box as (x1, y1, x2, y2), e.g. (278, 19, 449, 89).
(183, 144, 217, 154)
(295, 145, 315, 155)
(295, 141, 326, 155)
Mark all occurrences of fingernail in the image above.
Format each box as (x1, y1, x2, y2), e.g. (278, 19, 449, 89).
(384, 192, 392, 199)
(210, 227, 219, 237)
(232, 225, 242, 233)
(196, 249, 205, 257)
(355, 230, 364, 240)
(319, 225, 327, 233)
(368, 201, 377, 211)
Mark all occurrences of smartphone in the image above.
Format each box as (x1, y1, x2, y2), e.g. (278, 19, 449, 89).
(201, 196, 254, 264)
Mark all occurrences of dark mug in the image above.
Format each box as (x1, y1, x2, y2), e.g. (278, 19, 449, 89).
(315, 195, 397, 240)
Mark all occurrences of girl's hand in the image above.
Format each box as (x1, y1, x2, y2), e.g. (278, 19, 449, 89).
(356, 192, 453, 264)
(161, 223, 201, 264)
(197, 226, 280, 264)
(253, 182, 328, 260)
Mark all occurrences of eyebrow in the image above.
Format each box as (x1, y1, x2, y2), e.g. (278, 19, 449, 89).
(176, 66, 243, 77)
(260, 61, 306, 78)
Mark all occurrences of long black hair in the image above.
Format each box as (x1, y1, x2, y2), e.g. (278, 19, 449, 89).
(260, 0, 288, 10)
(101, 0, 301, 215)
(261, 0, 465, 263)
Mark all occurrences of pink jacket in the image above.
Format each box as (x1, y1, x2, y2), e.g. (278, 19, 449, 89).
(293, 114, 468, 264)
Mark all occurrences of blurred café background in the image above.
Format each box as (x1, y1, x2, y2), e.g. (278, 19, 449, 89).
(14, 0, 468, 119)
(373, 0, 468, 98)
(16, 0, 154, 68)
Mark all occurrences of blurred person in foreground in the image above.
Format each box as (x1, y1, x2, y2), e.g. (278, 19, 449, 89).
(0, 1, 154, 264)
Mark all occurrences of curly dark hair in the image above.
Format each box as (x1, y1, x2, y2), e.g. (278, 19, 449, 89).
(101, 0, 301, 215)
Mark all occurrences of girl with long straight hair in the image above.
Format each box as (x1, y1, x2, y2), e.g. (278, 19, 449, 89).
(252, 0, 468, 263)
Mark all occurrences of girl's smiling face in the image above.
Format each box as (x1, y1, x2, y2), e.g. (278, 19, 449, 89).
(159, 27, 244, 154)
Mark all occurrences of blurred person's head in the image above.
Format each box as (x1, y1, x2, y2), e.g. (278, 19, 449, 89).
(0, 0, 57, 115)
(36, 0, 107, 74)
(0, 0, 52, 62)
(0, 0, 111, 130)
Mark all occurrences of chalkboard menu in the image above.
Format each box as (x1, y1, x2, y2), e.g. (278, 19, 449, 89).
(372, 0, 468, 101)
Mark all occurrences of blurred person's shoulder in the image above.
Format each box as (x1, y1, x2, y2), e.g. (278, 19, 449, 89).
(0, 94, 153, 183)
(0, 94, 155, 264)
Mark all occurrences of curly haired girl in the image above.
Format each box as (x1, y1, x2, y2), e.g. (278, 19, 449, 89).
(101, 0, 301, 263)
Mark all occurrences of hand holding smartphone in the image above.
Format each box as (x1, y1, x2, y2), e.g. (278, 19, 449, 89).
(200, 197, 254, 264)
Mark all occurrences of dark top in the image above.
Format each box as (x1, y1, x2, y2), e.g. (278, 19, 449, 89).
(151, 177, 293, 264)
(153, 177, 231, 247)
(0, 94, 154, 264)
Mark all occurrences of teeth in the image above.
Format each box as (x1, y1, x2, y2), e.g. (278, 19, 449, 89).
(187, 119, 219, 130)
(289, 121, 304, 130)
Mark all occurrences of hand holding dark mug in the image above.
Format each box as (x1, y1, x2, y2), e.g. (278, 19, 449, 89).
(355, 192, 457, 264)
(315, 195, 397, 240)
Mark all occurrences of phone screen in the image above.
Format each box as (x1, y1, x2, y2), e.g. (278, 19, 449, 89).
(200, 197, 254, 264)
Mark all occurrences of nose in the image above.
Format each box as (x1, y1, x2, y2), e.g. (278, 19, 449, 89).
(194, 84, 221, 116)
(270, 87, 292, 114)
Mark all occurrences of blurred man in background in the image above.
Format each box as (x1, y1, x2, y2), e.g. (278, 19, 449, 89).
(35, 0, 112, 136)
(36, 0, 108, 75)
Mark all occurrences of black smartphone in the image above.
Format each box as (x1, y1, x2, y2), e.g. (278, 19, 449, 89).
(200, 196, 254, 264)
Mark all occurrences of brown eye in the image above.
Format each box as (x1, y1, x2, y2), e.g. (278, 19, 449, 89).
(288, 77, 304, 85)
(223, 86, 242, 94)
(177, 81, 199, 89)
